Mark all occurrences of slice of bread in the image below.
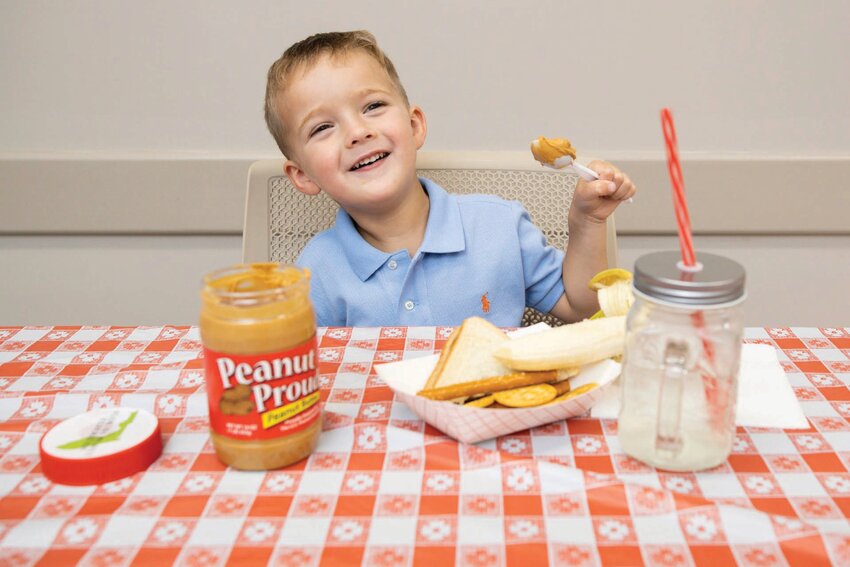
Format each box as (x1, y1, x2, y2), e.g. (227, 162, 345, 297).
(424, 317, 512, 390)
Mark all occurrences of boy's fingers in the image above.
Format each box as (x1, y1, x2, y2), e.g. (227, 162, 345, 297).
(611, 185, 630, 201)
(589, 180, 617, 197)
(598, 168, 615, 181)
(587, 160, 615, 180)
(613, 181, 637, 201)
(583, 161, 634, 200)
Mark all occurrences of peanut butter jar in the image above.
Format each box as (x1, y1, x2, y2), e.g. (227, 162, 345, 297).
(200, 263, 321, 470)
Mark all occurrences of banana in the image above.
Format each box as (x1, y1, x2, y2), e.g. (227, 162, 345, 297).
(587, 268, 634, 320)
(598, 280, 635, 317)
(493, 316, 626, 371)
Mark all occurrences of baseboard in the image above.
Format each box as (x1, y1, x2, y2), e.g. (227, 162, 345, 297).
(1, 153, 848, 235)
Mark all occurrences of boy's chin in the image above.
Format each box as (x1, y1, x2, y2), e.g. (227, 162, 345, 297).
(350, 176, 417, 201)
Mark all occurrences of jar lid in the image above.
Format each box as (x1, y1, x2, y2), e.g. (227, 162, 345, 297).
(39, 408, 162, 486)
(633, 251, 745, 306)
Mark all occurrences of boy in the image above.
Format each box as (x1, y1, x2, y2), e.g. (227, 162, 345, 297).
(264, 31, 636, 327)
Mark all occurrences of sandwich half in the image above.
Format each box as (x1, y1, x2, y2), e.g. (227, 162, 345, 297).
(423, 317, 512, 391)
(420, 317, 577, 404)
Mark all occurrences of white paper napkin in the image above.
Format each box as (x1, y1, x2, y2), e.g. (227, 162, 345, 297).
(590, 343, 809, 429)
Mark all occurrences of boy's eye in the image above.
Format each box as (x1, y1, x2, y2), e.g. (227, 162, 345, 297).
(309, 123, 331, 137)
(365, 101, 385, 112)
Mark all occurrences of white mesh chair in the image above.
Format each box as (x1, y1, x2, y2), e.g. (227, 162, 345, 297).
(242, 152, 618, 326)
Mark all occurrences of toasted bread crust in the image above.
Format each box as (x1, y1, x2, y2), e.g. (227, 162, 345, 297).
(424, 317, 511, 390)
(418, 370, 558, 401)
(423, 322, 463, 390)
(552, 379, 572, 396)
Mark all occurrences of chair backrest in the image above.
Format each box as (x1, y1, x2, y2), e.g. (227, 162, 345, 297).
(243, 152, 618, 326)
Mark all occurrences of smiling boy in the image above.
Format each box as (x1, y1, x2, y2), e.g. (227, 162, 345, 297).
(264, 31, 636, 327)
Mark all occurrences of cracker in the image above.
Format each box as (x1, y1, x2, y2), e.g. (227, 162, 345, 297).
(492, 384, 557, 408)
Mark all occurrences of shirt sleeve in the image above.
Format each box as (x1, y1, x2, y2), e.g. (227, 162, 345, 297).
(296, 249, 344, 327)
(515, 205, 565, 312)
(308, 274, 342, 327)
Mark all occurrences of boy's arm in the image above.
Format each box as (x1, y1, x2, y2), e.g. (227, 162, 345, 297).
(548, 161, 637, 323)
(548, 213, 609, 322)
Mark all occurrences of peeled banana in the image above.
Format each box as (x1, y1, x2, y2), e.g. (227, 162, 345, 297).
(588, 268, 635, 320)
(494, 316, 626, 371)
(598, 280, 634, 317)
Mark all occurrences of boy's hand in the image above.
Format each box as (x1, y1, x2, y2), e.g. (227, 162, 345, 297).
(571, 160, 637, 224)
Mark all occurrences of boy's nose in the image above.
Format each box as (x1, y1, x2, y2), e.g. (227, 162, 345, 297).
(346, 122, 376, 147)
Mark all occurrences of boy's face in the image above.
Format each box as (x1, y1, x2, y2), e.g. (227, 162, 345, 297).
(277, 51, 427, 216)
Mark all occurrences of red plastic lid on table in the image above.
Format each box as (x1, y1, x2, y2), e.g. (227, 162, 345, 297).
(39, 407, 163, 486)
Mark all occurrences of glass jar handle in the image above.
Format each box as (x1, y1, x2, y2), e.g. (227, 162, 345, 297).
(655, 340, 689, 455)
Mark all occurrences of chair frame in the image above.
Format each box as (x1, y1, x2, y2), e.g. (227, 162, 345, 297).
(242, 152, 618, 267)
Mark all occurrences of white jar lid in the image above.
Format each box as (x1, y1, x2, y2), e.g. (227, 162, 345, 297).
(39, 408, 162, 485)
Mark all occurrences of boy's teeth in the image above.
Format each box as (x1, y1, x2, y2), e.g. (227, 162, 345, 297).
(352, 153, 387, 170)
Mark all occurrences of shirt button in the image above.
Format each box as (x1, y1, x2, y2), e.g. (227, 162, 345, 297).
(404, 300, 415, 311)
(387, 260, 398, 270)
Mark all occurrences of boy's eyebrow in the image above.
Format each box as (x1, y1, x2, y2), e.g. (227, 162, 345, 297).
(298, 107, 326, 134)
(355, 87, 392, 98)
(297, 87, 395, 133)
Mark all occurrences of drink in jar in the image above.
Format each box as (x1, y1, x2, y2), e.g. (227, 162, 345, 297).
(200, 263, 321, 470)
(618, 252, 745, 471)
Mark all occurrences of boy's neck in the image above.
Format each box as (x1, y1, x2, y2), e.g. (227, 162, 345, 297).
(350, 180, 430, 257)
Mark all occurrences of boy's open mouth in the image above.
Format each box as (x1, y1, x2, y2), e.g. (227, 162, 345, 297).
(350, 152, 389, 171)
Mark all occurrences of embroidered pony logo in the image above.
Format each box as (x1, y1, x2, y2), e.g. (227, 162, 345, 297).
(481, 292, 491, 314)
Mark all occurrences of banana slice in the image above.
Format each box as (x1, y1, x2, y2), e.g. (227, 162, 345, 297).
(494, 316, 626, 371)
(598, 280, 635, 317)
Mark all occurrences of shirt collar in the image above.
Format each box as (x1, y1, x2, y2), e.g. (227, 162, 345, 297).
(334, 177, 467, 281)
(418, 177, 466, 254)
(333, 209, 391, 282)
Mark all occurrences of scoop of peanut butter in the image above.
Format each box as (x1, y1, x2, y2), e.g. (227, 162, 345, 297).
(530, 137, 577, 165)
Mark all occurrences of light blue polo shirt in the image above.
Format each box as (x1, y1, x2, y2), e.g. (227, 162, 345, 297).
(296, 178, 565, 327)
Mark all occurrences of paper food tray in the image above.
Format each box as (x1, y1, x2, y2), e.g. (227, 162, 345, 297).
(375, 325, 622, 444)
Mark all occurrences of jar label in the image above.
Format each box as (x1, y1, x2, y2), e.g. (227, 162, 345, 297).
(203, 337, 320, 440)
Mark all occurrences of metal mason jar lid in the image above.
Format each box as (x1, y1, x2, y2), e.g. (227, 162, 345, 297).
(633, 251, 746, 306)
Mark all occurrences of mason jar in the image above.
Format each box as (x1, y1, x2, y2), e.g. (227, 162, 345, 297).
(618, 251, 746, 471)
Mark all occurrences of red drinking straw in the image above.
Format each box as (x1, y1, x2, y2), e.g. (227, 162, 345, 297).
(660, 108, 696, 267)
(660, 108, 727, 427)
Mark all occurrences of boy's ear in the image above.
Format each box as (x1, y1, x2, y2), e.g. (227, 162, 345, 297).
(284, 160, 321, 196)
(409, 105, 427, 150)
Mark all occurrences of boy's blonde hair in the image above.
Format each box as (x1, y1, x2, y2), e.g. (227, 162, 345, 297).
(264, 30, 409, 157)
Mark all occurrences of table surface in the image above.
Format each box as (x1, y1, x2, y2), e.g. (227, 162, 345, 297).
(0, 325, 849, 566)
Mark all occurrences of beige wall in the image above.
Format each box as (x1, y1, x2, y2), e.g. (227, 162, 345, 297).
(3, 1, 849, 156)
(2, 234, 848, 327)
(1, 2, 849, 327)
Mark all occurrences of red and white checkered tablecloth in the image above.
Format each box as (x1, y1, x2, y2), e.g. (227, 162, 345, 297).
(1, 325, 849, 566)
